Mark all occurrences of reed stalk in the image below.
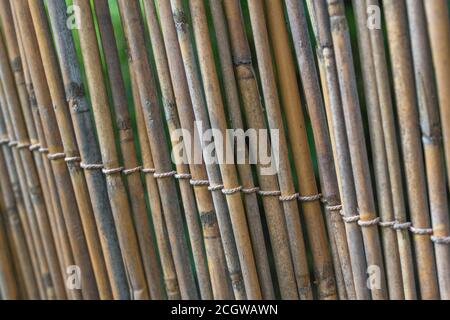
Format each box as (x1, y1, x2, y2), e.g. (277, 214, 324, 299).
(327, 0, 388, 299)
(366, 0, 417, 300)
(93, 0, 164, 299)
(424, 0, 450, 191)
(382, 0, 439, 299)
(142, 0, 233, 299)
(73, 0, 150, 300)
(172, 0, 262, 300)
(156, 0, 245, 299)
(406, 0, 450, 299)
(222, 0, 312, 299)
(0, 208, 18, 299)
(116, 0, 198, 300)
(351, 0, 404, 299)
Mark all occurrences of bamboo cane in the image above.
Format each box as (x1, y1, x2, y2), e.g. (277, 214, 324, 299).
(92, 0, 164, 300)
(156, 0, 245, 300)
(271, 0, 356, 299)
(382, 0, 439, 300)
(424, 0, 450, 191)
(327, 0, 388, 300)
(130, 69, 181, 300)
(0, 118, 39, 299)
(172, 0, 262, 300)
(351, 0, 404, 299)
(0, 205, 18, 299)
(366, 0, 417, 300)
(406, 0, 450, 299)
(116, 0, 198, 300)
(0, 31, 63, 300)
(73, 0, 150, 300)
(45, 0, 130, 300)
(142, 0, 233, 299)
(208, 0, 275, 299)
(26, 0, 113, 299)
(222, 0, 312, 299)
(12, 0, 102, 300)
(114, 0, 207, 299)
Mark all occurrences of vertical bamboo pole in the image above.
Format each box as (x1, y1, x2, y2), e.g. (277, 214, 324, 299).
(406, 0, 450, 299)
(130, 69, 181, 300)
(367, 0, 417, 300)
(13, 0, 101, 300)
(208, 0, 275, 299)
(142, 0, 233, 299)
(222, 0, 312, 299)
(0, 31, 62, 300)
(0, 206, 18, 299)
(383, 0, 439, 299)
(46, 0, 130, 300)
(352, 0, 404, 299)
(172, 0, 262, 300)
(92, 0, 164, 299)
(116, 0, 198, 300)
(27, 0, 113, 299)
(424, 0, 450, 190)
(327, 0, 387, 299)
(156, 0, 245, 300)
(73, 0, 150, 300)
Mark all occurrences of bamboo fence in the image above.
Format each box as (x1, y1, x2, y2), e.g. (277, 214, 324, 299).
(0, 0, 448, 300)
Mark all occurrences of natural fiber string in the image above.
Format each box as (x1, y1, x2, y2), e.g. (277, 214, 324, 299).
(279, 193, 299, 202)
(141, 168, 156, 174)
(222, 186, 243, 195)
(123, 166, 143, 175)
(65, 156, 82, 163)
(80, 163, 104, 170)
(242, 187, 260, 194)
(409, 226, 434, 236)
(190, 179, 210, 187)
(102, 167, 125, 175)
(29, 144, 41, 152)
(298, 193, 322, 202)
(208, 184, 224, 192)
(47, 153, 66, 161)
(258, 190, 282, 197)
(431, 236, 450, 245)
(153, 171, 177, 179)
(379, 221, 396, 228)
(358, 217, 381, 228)
(174, 173, 192, 180)
(0, 138, 9, 145)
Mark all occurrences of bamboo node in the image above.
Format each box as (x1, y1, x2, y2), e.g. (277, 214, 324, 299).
(154, 171, 177, 179)
(298, 193, 322, 202)
(393, 222, 412, 230)
(379, 220, 396, 228)
(208, 184, 224, 192)
(409, 226, 433, 236)
(102, 167, 125, 175)
(258, 190, 282, 197)
(48, 153, 67, 161)
(80, 163, 104, 170)
(123, 166, 143, 175)
(190, 179, 210, 187)
(141, 168, 156, 174)
(280, 193, 300, 202)
(242, 187, 260, 194)
(29, 144, 41, 152)
(431, 236, 450, 245)
(222, 186, 243, 195)
(358, 217, 380, 227)
(175, 173, 192, 180)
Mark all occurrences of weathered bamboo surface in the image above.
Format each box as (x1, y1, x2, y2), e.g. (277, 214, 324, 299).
(0, 0, 448, 300)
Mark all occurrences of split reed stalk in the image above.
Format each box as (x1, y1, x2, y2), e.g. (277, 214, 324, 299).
(208, 0, 275, 299)
(382, 0, 439, 299)
(142, 0, 233, 299)
(172, 0, 262, 300)
(156, 0, 245, 299)
(406, 0, 450, 299)
(93, 0, 164, 299)
(222, 0, 312, 299)
(327, 0, 387, 300)
(367, 0, 417, 300)
(352, 0, 404, 299)
(424, 0, 450, 190)
(116, 0, 198, 300)
(73, 0, 150, 300)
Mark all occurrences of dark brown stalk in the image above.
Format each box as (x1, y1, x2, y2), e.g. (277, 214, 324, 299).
(382, 0, 439, 299)
(366, 0, 417, 300)
(352, 0, 404, 299)
(208, 0, 275, 299)
(406, 0, 450, 299)
(93, 0, 164, 299)
(116, 0, 199, 300)
(172, 0, 262, 299)
(46, 0, 129, 300)
(156, 0, 245, 299)
(142, 0, 233, 299)
(74, 0, 150, 300)
(327, 0, 387, 299)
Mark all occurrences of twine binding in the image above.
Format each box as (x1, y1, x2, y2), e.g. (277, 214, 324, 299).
(123, 166, 143, 175)
(222, 186, 243, 195)
(48, 153, 66, 161)
(154, 171, 177, 179)
(431, 236, 450, 245)
(358, 217, 380, 227)
(102, 167, 124, 175)
(298, 193, 322, 202)
(279, 193, 299, 202)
